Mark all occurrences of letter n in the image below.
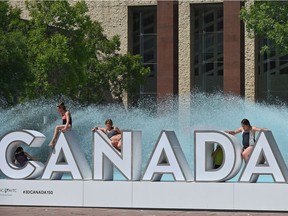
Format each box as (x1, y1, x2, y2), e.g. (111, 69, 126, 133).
(93, 130, 142, 181)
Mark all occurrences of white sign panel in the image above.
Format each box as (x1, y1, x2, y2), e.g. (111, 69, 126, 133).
(0, 179, 83, 206)
(1, 129, 288, 211)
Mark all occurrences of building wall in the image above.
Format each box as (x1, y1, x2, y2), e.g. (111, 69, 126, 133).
(85, 1, 157, 106)
(178, 0, 224, 97)
(10, 0, 256, 102)
(179, 0, 255, 101)
(86, 0, 157, 55)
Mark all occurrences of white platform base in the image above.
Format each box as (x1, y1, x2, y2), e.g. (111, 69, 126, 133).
(1, 180, 288, 211)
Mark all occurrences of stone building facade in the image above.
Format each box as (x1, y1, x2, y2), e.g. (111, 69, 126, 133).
(12, 0, 288, 105)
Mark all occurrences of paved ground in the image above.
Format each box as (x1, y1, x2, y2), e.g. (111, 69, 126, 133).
(1, 206, 288, 216)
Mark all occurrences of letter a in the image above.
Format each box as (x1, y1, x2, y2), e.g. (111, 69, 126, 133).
(42, 131, 91, 180)
(142, 130, 193, 181)
(239, 131, 288, 183)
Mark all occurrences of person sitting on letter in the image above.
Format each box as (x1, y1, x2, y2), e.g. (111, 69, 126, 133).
(226, 118, 267, 162)
(14, 146, 36, 167)
(48, 102, 72, 147)
(92, 118, 122, 152)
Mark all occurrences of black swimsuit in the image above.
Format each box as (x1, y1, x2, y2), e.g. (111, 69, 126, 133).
(242, 131, 250, 149)
(242, 130, 255, 150)
(15, 152, 28, 167)
(62, 113, 72, 126)
(106, 129, 117, 139)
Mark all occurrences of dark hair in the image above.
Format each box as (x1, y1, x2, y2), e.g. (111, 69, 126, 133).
(57, 102, 66, 111)
(105, 119, 113, 126)
(241, 118, 251, 127)
(15, 147, 23, 155)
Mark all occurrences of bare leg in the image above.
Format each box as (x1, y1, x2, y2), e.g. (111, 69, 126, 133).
(117, 139, 122, 150)
(242, 146, 254, 162)
(48, 125, 66, 147)
(111, 134, 122, 151)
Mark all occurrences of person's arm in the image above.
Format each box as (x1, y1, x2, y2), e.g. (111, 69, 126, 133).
(91, 127, 98, 132)
(92, 127, 106, 133)
(24, 152, 36, 161)
(225, 127, 242, 135)
(252, 126, 268, 132)
(114, 126, 121, 134)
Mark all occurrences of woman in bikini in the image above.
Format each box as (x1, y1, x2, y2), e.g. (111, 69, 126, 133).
(227, 118, 267, 162)
(48, 102, 72, 147)
(92, 118, 122, 151)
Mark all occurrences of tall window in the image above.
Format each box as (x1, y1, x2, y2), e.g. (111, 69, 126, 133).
(129, 6, 157, 104)
(256, 38, 288, 104)
(191, 4, 223, 92)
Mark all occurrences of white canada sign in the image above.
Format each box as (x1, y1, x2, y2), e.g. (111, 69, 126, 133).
(0, 129, 288, 211)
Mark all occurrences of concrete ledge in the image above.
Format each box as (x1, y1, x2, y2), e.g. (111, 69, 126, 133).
(0, 180, 83, 206)
(1, 180, 288, 211)
(83, 181, 132, 208)
(132, 182, 234, 210)
(234, 183, 288, 211)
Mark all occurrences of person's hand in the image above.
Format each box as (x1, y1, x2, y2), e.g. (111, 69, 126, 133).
(92, 127, 98, 132)
(226, 130, 235, 135)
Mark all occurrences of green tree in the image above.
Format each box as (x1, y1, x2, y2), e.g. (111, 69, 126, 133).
(24, 0, 150, 104)
(0, 1, 30, 105)
(241, 1, 288, 54)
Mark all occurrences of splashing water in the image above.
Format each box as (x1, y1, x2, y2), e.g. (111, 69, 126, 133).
(1, 92, 288, 181)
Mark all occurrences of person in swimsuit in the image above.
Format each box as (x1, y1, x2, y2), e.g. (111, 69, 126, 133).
(14, 146, 35, 167)
(212, 144, 223, 169)
(226, 118, 267, 162)
(92, 119, 122, 151)
(48, 102, 72, 147)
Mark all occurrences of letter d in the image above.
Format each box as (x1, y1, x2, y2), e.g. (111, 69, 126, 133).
(194, 130, 242, 182)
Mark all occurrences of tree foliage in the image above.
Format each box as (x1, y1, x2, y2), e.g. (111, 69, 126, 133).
(0, 0, 150, 105)
(0, 2, 30, 105)
(240, 1, 288, 54)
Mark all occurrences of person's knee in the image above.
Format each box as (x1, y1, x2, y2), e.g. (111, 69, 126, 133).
(242, 152, 250, 161)
(111, 140, 117, 146)
(55, 125, 61, 129)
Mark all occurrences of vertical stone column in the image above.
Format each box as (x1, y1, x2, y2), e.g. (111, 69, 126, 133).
(157, 0, 179, 99)
(223, 0, 244, 95)
(244, 0, 256, 101)
(178, 1, 192, 154)
(178, 0, 191, 97)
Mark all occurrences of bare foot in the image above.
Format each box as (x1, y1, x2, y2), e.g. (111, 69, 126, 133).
(48, 139, 56, 148)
